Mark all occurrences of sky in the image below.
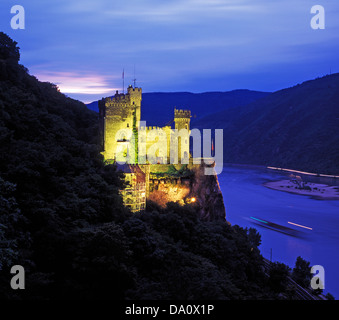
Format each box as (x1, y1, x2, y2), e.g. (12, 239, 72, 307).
(1, 0, 339, 103)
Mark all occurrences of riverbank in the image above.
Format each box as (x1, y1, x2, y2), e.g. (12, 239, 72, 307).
(267, 166, 339, 179)
(264, 179, 339, 200)
(218, 166, 339, 298)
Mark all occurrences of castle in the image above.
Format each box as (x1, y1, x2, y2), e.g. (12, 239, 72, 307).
(98, 85, 191, 165)
(98, 85, 226, 220)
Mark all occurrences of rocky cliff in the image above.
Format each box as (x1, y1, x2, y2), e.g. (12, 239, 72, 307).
(147, 163, 226, 221)
(190, 163, 226, 221)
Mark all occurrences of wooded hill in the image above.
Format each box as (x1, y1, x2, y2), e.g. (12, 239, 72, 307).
(0, 32, 314, 300)
(194, 73, 339, 175)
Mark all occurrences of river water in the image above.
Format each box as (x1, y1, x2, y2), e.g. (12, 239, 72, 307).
(218, 165, 339, 298)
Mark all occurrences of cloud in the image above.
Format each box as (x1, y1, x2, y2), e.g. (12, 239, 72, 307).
(4, 0, 338, 100)
(33, 71, 118, 95)
(103, 0, 262, 23)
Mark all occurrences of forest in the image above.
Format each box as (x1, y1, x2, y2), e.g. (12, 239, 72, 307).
(0, 32, 318, 300)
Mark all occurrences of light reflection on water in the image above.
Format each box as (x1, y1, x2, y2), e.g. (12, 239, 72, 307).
(218, 165, 339, 298)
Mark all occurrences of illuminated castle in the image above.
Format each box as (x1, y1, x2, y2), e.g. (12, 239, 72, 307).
(98, 85, 192, 212)
(98, 85, 191, 164)
(98, 85, 226, 221)
(98, 85, 142, 161)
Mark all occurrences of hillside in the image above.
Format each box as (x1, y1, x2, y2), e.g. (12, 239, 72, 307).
(194, 74, 339, 175)
(0, 32, 290, 300)
(87, 90, 270, 126)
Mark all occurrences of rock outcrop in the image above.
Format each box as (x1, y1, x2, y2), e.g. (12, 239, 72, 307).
(190, 163, 226, 221)
(147, 162, 226, 221)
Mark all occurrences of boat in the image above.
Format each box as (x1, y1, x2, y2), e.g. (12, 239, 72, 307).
(249, 216, 301, 237)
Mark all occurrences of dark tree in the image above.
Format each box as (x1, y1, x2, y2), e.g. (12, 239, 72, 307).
(0, 32, 20, 62)
(292, 256, 311, 288)
(268, 262, 291, 293)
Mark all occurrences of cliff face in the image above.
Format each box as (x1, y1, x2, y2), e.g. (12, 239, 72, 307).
(147, 163, 226, 221)
(190, 163, 226, 222)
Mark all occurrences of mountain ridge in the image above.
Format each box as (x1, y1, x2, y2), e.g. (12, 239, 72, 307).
(87, 89, 271, 126)
(194, 73, 339, 175)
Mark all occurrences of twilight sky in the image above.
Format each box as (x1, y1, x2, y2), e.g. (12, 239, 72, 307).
(1, 0, 339, 103)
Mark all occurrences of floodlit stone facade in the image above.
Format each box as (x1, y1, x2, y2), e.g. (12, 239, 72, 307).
(98, 85, 225, 221)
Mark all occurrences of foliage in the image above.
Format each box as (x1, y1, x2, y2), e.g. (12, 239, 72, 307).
(268, 262, 291, 293)
(0, 32, 20, 62)
(151, 164, 193, 179)
(291, 256, 311, 287)
(131, 103, 138, 164)
(0, 33, 295, 300)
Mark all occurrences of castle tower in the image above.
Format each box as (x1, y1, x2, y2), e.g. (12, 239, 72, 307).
(98, 85, 142, 161)
(127, 85, 142, 122)
(173, 108, 191, 163)
(174, 108, 191, 131)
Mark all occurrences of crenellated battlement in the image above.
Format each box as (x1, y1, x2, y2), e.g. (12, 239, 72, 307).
(143, 126, 171, 133)
(128, 86, 142, 93)
(106, 92, 129, 105)
(104, 87, 142, 104)
(174, 108, 191, 119)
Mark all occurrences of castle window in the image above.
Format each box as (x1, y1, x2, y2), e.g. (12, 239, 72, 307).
(127, 123, 129, 127)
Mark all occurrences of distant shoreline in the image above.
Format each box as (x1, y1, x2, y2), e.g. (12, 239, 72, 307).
(264, 179, 339, 200)
(266, 166, 339, 179)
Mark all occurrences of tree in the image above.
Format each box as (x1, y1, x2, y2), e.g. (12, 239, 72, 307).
(268, 262, 291, 293)
(247, 227, 261, 247)
(0, 32, 20, 62)
(0, 178, 21, 271)
(292, 256, 311, 288)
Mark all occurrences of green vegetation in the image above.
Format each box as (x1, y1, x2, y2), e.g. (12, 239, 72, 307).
(132, 103, 138, 164)
(151, 164, 193, 179)
(0, 33, 321, 300)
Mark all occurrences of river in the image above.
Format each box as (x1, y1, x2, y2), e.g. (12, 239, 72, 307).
(218, 165, 339, 298)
